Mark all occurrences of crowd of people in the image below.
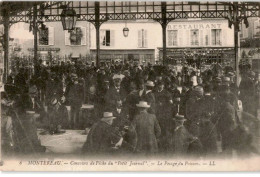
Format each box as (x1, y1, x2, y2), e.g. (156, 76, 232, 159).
(1, 59, 260, 158)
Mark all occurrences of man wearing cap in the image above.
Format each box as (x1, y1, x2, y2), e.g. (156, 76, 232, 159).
(132, 101, 161, 155)
(82, 112, 122, 155)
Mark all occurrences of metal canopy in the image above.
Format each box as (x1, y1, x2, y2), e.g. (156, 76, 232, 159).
(1, 1, 259, 23)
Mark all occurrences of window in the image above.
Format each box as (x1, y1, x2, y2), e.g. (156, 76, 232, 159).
(211, 29, 222, 46)
(39, 28, 49, 45)
(70, 27, 83, 45)
(168, 30, 178, 46)
(100, 30, 114, 47)
(190, 29, 199, 46)
(38, 27, 54, 46)
(138, 29, 147, 48)
(65, 27, 86, 46)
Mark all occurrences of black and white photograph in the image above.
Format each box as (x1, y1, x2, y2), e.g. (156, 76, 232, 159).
(0, 1, 259, 171)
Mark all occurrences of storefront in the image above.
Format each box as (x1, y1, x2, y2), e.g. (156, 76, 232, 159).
(28, 47, 60, 64)
(90, 49, 155, 65)
(158, 47, 235, 67)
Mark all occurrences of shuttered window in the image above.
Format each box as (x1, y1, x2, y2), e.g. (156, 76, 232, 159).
(168, 30, 178, 46)
(39, 27, 54, 46)
(190, 29, 199, 46)
(100, 29, 114, 47)
(205, 29, 210, 46)
(138, 29, 147, 48)
(64, 26, 87, 46)
(211, 29, 222, 46)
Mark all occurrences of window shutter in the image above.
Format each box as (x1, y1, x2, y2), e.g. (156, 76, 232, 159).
(218, 29, 222, 46)
(110, 30, 115, 47)
(81, 27, 87, 45)
(48, 27, 54, 45)
(211, 29, 215, 45)
(222, 29, 226, 46)
(200, 29, 203, 46)
(254, 20, 260, 36)
(65, 30, 70, 45)
(138, 30, 142, 47)
(178, 30, 183, 46)
(144, 30, 148, 47)
(100, 30, 106, 46)
(168, 31, 172, 46)
(205, 29, 210, 46)
(185, 29, 189, 46)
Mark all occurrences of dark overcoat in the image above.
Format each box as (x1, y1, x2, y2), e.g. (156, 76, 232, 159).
(82, 120, 121, 154)
(132, 112, 161, 154)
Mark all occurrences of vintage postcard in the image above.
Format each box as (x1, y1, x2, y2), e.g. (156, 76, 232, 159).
(0, 1, 260, 171)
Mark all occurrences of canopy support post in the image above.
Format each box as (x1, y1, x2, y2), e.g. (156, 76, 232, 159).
(3, 9, 9, 83)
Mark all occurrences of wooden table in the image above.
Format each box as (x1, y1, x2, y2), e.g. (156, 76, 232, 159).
(37, 129, 87, 154)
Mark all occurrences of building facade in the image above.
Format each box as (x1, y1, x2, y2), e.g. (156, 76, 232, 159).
(90, 20, 161, 65)
(160, 19, 235, 65)
(9, 18, 235, 66)
(240, 17, 260, 72)
(17, 21, 91, 63)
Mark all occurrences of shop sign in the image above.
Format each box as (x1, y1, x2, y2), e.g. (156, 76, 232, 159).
(167, 23, 222, 30)
(28, 48, 60, 52)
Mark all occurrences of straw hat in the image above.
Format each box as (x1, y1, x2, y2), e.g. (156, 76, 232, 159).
(227, 72, 235, 77)
(145, 80, 155, 87)
(101, 112, 116, 121)
(112, 74, 123, 80)
(50, 97, 58, 105)
(136, 101, 150, 108)
(173, 114, 186, 121)
(222, 77, 231, 82)
(71, 73, 78, 78)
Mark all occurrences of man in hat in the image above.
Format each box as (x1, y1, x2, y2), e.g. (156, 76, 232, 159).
(167, 114, 202, 156)
(198, 85, 218, 156)
(132, 101, 161, 155)
(82, 112, 122, 155)
(45, 71, 62, 106)
(104, 74, 127, 113)
(169, 82, 181, 116)
(215, 93, 237, 156)
(14, 67, 27, 93)
(255, 74, 260, 117)
(185, 86, 204, 136)
(66, 73, 84, 129)
(239, 70, 256, 115)
(121, 70, 132, 94)
(227, 72, 238, 95)
(154, 81, 173, 152)
(139, 80, 156, 114)
(48, 94, 69, 131)
(1, 92, 15, 155)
